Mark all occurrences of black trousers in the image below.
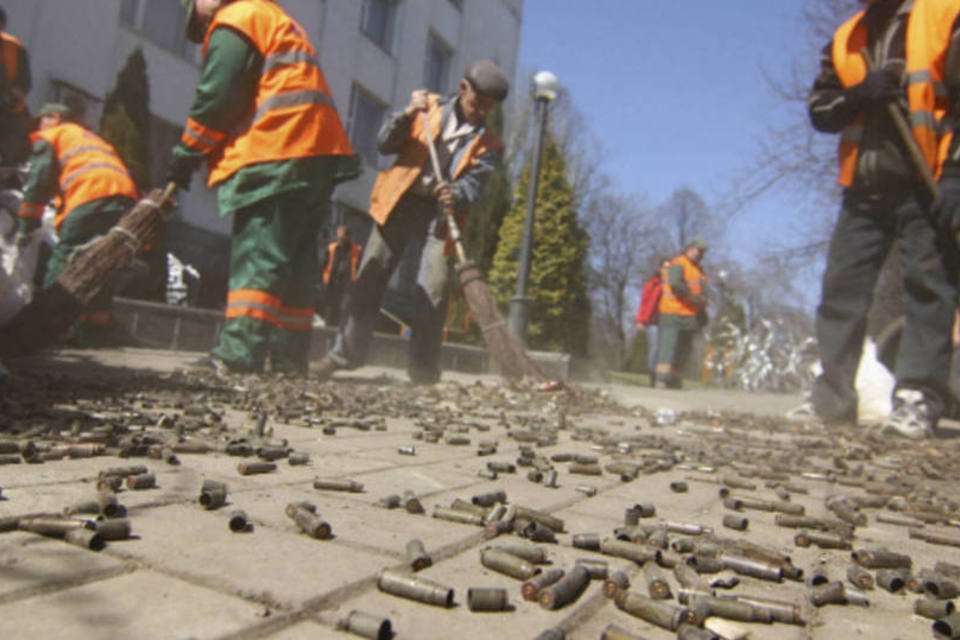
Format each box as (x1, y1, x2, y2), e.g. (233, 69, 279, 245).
(811, 187, 958, 421)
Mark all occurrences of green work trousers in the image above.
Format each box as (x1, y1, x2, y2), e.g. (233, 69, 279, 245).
(212, 181, 332, 374)
(656, 313, 699, 388)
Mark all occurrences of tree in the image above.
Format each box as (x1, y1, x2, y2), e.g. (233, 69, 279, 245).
(656, 187, 718, 254)
(489, 133, 591, 355)
(100, 48, 150, 190)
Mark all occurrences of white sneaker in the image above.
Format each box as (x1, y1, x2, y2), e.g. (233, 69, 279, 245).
(879, 389, 933, 439)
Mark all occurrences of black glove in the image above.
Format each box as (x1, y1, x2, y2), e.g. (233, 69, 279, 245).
(166, 153, 199, 191)
(845, 69, 901, 111)
(933, 167, 960, 232)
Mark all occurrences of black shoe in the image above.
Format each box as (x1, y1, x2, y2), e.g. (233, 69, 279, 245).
(314, 356, 339, 382)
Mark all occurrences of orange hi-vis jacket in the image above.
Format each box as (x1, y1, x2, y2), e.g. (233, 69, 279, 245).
(832, 0, 960, 186)
(322, 240, 361, 284)
(368, 94, 503, 225)
(18, 123, 136, 230)
(659, 254, 705, 318)
(1, 32, 26, 113)
(181, 0, 352, 188)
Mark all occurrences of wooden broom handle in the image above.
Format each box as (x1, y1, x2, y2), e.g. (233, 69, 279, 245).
(422, 112, 469, 265)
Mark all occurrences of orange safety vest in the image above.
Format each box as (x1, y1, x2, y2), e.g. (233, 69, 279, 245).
(368, 94, 503, 225)
(832, 0, 960, 186)
(19, 123, 136, 230)
(659, 254, 706, 318)
(181, 0, 353, 187)
(1, 32, 26, 113)
(322, 240, 361, 284)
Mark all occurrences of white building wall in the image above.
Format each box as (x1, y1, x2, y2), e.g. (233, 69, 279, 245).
(2, 0, 522, 241)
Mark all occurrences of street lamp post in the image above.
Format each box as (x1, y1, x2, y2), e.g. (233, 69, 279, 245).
(508, 70, 559, 344)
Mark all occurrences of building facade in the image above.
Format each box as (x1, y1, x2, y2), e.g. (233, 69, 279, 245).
(2, 0, 522, 306)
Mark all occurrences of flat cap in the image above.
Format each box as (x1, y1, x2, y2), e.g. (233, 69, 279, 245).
(37, 103, 72, 119)
(687, 238, 708, 251)
(465, 60, 509, 101)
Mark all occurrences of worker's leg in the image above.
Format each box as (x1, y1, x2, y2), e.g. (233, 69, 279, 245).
(408, 217, 451, 384)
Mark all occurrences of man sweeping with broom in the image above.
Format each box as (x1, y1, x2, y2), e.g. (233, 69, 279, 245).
(14, 102, 138, 346)
(314, 60, 509, 384)
(167, 0, 356, 376)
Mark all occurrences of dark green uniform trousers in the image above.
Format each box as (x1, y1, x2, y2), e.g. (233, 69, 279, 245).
(212, 182, 332, 374)
(656, 313, 699, 388)
(811, 188, 958, 422)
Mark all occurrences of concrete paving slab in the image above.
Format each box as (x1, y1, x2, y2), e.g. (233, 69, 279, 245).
(0, 568, 266, 640)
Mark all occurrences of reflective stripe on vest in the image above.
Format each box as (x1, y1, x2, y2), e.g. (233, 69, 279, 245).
(17, 201, 44, 220)
(180, 118, 228, 154)
(368, 95, 503, 225)
(322, 241, 361, 284)
(33, 123, 137, 230)
(832, 0, 960, 186)
(659, 254, 705, 318)
(225, 288, 312, 331)
(199, 0, 352, 187)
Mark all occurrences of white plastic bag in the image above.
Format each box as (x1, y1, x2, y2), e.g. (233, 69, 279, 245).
(0, 229, 41, 325)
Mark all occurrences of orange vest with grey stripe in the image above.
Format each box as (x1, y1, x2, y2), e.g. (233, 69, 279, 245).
(18, 123, 136, 230)
(659, 254, 705, 318)
(1, 32, 26, 113)
(322, 241, 361, 284)
(368, 94, 503, 225)
(181, 0, 353, 188)
(832, 0, 960, 186)
(225, 289, 313, 332)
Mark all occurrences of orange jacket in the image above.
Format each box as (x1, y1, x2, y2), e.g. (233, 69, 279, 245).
(322, 240, 361, 284)
(659, 254, 705, 318)
(181, 0, 353, 187)
(832, 0, 960, 186)
(1, 32, 26, 113)
(368, 94, 503, 225)
(20, 123, 136, 230)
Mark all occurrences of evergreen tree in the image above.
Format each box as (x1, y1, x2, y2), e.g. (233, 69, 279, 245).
(100, 48, 150, 189)
(489, 134, 591, 355)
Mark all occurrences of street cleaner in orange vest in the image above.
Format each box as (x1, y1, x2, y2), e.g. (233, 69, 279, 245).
(14, 103, 138, 342)
(319, 224, 361, 328)
(654, 239, 707, 389)
(167, 0, 357, 376)
(0, 5, 32, 167)
(314, 60, 509, 384)
(787, 0, 960, 438)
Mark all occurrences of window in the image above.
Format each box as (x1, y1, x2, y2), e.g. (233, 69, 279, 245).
(424, 32, 453, 94)
(360, 0, 398, 52)
(119, 0, 198, 61)
(347, 84, 386, 166)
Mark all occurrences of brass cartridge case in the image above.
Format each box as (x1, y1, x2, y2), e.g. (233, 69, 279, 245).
(933, 611, 960, 638)
(467, 587, 509, 612)
(339, 610, 391, 640)
(225, 443, 254, 456)
(603, 570, 630, 598)
(688, 594, 773, 624)
(486, 461, 515, 473)
(228, 510, 249, 533)
(827, 502, 867, 526)
(514, 506, 564, 533)
(720, 553, 783, 582)
(0, 441, 19, 454)
(722, 514, 748, 531)
(64, 527, 105, 551)
(914, 597, 955, 620)
(909, 527, 960, 548)
(569, 463, 602, 475)
(732, 594, 804, 625)
(936, 561, 960, 579)
(125, 473, 156, 490)
(291, 507, 332, 539)
(543, 469, 558, 487)
(721, 475, 757, 491)
(875, 568, 906, 592)
(665, 521, 712, 536)
(601, 623, 648, 640)
(843, 586, 869, 607)
(527, 469, 544, 483)
(643, 563, 672, 599)
(471, 490, 506, 507)
(480, 548, 541, 580)
(445, 435, 470, 446)
(846, 564, 874, 590)
(491, 540, 547, 564)
(378, 494, 401, 509)
(539, 564, 589, 610)
(644, 528, 669, 549)
(0, 454, 21, 464)
(402, 490, 424, 514)
(919, 569, 960, 599)
(285, 501, 316, 518)
(571, 533, 601, 551)
(99, 465, 148, 479)
(288, 452, 310, 465)
(451, 498, 488, 517)
(669, 481, 688, 493)
(677, 626, 719, 640)
(63, 501, 100, 517)
(655, 549, 682, 569)
(632, 503, 656, 519)
(433, 506, 484, 526)
(237, 461, 276, 475)
(673, 562, 710, 590)
(476, 443, 497, 456)
(377, 568, 453, 607)
(809, 581, 846, 607)
(477, 468, 497, 480)
(574, 484, 597, 496)
(614, 591, 690, 630)
(807, 564, 829, 587)
(171, 441, 211, 454)
(523, 568, 564, 601)
(397, 445, 416, 455)
(688, 554, 724, 575)
(405, 538, 432, 571)
(518, 519, 557, 543)
(94, 518, 131, 541)
(851, 548, 912, 569)
(256, 445, 288, 461)
(485, 503, 507, 524)
(313, 478, 364, 493)
(794, 530, 851, 550)
(199, 481, 228, 510)
(97, 476, 123, 492)
(20, 516, 94, 537)
(600, 538, 656, 565)
(575, 558, 608, 580)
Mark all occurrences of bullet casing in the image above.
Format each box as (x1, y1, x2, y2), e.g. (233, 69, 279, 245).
(875, 568, 906, 592)
(603, 570, 630, 598)
(523, 568, 564, 601)
(237, 462, 276, 475)
(794, 530, 851, 550)
(480, 548, 541, 580)
(94, 518, 131, 540)
(490, 540, 547, 564)
(846, 564, 874, 590)
(539, 564, 589, 610)
(571, 533, 601, 551)
(288, 452, 310, 465)
(919, 569, 960, 599)
(720, 553, 783, 582)
(405, 538, 432, 571)
(291, 507, 332, 539)
(471, 490, 506, 507)
(377, 568, 453, 607)
(200, 486, 227, 510)
(933, 612, 960, 639)
(575, 557, 608, 580)
(809, 581, 846, 607)
(313, 478, 364, 493)
(433, 506, 484, 526)
(689, 594, 773, 624)
(914, 597, 955, 619)
(644, 563, 672, 599)
(340, 610, 392, 640)
(126, 473, 156, 489)
(19, 516, 94, 537)
(614, 591, 690, 630)
(228, 510, 249, 532)
(807, 564, 829, 587)
(851, 548, 912, 569)
(466, 587, 509, 612)
(64, 527, 105, 551)
(722, 514, 748, 531)
(600, 538, 656, 565)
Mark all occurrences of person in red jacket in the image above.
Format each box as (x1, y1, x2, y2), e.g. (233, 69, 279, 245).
(636, 258, 669, 387)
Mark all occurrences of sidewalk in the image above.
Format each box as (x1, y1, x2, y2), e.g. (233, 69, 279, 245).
(0, 348, 954, 639)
